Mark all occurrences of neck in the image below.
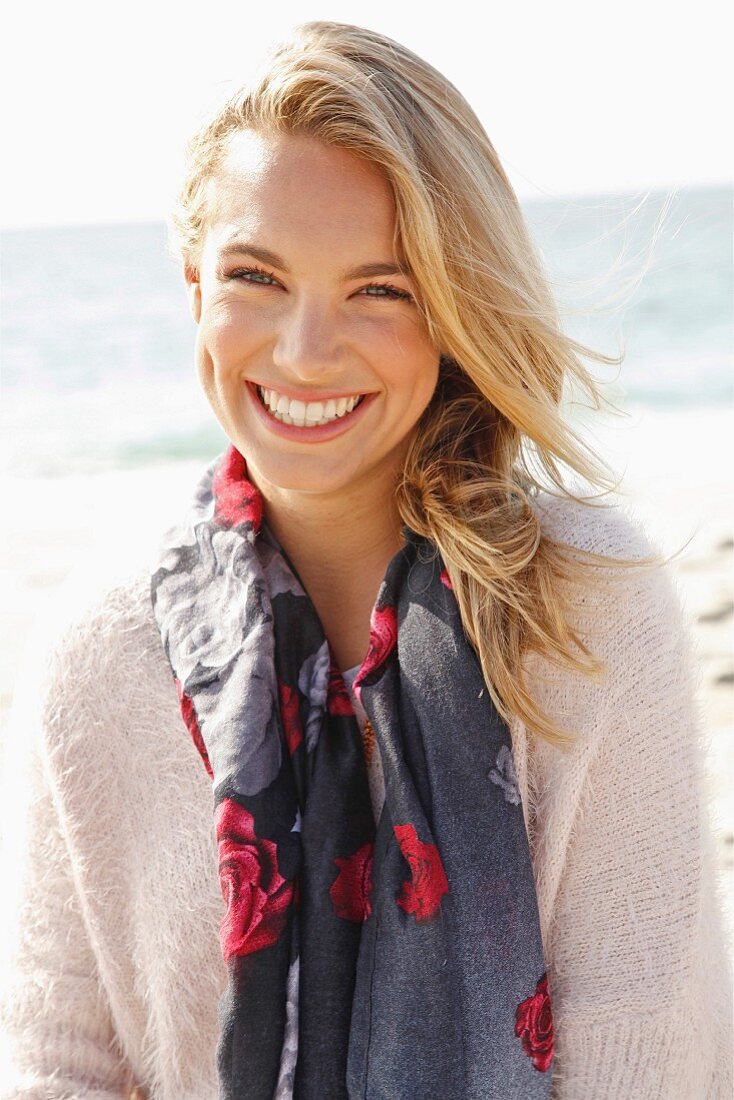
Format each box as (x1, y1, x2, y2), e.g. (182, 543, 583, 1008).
(248, 461, 407, 670)
(257, 473, 405, 586)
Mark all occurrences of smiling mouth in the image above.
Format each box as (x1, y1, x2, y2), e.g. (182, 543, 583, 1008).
(256, 385, 367, 427)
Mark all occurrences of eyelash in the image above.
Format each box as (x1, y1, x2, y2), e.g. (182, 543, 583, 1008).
(228, 265, 413, 302)
(229, 264, 278, 286)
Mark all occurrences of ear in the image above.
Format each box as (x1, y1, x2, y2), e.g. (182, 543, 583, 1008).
(184, 263, 202, 324)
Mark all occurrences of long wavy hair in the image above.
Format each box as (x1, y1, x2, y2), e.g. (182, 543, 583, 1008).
(169, 20, 670, 749)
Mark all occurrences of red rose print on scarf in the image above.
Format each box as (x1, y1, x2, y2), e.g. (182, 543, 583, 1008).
(326, 655, 355, 717)
(175, 677, 213, 779)
(393, 823, 449, 922)
(212, 446, 263, 533)
(515, 972, 554, 1072)
(278, 681, 303, 755)
(353, 603, 398, 702)
(330, 842, 374, 922)
(215, 798, 294, 961)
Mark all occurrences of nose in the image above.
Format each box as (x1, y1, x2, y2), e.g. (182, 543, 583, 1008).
(272, 297, 344, 385)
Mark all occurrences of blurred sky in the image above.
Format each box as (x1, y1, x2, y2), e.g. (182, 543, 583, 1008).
(2, 0, 731, 230)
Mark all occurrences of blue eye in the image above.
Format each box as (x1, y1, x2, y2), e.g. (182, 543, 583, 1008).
(361, 282, 412, 301)
(230, 265, 279, 285)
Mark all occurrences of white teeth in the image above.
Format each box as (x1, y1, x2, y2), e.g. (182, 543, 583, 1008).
(257, 386, 365, 427)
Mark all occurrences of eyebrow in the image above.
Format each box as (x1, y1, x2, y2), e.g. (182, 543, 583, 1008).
(217, 241, 412, 280)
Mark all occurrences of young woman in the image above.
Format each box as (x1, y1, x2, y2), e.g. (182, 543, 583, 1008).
(1, 20, 731, 1100)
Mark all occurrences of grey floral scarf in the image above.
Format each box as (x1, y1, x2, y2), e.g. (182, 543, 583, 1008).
(150, 445, 554, 1099)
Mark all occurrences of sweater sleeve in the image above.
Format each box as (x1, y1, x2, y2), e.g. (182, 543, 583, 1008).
(538, 515, 734, 1099)
(0, 591, 134, 1098)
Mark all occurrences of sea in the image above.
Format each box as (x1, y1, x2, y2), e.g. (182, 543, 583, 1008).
(1, 184, 732, 479)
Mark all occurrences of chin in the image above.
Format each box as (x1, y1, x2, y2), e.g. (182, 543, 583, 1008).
(241, 449, 366, 497)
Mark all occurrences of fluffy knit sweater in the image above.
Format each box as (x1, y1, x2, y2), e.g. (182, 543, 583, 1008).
(1, 490, 732, 1100)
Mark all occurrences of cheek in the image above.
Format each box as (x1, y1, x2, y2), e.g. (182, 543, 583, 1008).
(388, 329, 440, 407)
(358, 315, 439, 394)
(194, 306, 251, 405)
(193, 324, 215, 396)
(200, 301, 270, 366)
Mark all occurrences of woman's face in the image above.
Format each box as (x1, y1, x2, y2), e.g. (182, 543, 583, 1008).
(187, 129, 440, 499)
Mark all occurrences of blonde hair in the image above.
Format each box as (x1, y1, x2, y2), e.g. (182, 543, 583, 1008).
(170, 20, 672, 749)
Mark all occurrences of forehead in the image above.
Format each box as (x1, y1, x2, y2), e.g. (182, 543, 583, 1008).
(204, 129, 400, 260)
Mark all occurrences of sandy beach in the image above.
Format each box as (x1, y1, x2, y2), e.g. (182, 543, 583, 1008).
(1, 404, 732, 948)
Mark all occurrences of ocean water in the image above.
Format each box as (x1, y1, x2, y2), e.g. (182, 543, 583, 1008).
(1, 185, 731, 478)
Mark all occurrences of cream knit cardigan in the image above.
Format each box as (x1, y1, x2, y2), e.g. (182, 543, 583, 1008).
(1, 492, 732, 1100)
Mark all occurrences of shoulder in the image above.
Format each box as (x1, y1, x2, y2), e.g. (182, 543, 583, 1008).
(1, 533, 189, 894)
(514, 492, 708, 906)
(520, 489, 699, 740)
(40, 543, 163, 680)
(534, 486, 686, 641)
(9, 534, 176, 771)
(529, 487, 657, 561)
